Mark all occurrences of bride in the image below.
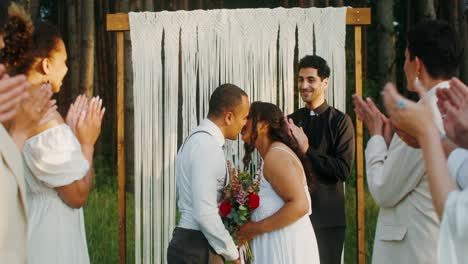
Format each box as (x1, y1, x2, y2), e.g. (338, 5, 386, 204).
(237, 102, 320, 264)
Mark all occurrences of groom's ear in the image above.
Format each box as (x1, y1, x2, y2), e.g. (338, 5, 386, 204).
(224, 111, 234, 125)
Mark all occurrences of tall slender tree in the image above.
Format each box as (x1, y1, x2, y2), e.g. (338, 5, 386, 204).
(376, 0, 396, 89)
(80, 0, 94, 97)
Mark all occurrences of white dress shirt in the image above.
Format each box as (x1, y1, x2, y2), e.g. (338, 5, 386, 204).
(364, 81, 448, 264)
(448, 148, 468, 190)
(438, 189, 468, 264)
(176, 119, 238, 261)
(438, 148, 468, 263)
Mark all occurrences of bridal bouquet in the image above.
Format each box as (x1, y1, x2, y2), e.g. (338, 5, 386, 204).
(219, 161, 260, 263)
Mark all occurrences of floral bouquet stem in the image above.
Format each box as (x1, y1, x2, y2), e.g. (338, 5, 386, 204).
(239, 241, 253, 264)
(244, 241, 253, 262)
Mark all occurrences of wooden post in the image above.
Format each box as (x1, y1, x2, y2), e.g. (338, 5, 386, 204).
(116, 31, 126, 264)
(355, 26, 365, 264)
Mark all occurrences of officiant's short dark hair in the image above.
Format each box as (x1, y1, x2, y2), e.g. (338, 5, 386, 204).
(298, 55, 330, 80)
(208, 83, 247, 117)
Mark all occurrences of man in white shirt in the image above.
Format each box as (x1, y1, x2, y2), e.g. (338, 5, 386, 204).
(167, 83, 249, 264)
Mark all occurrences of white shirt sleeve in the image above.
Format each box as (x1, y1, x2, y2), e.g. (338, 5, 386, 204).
(447, 148, 468, 190)
(438, 190, 468, 263)
(189, 136, 238, 261)
(365, 134, 426, 208)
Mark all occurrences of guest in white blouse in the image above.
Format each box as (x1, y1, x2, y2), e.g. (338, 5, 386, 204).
(353, 20, 462, 264)
(1, 4, 104, 264)
(381, 77, 468, 264)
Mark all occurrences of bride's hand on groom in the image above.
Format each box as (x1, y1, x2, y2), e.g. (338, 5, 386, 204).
(237, 221, 262, 241)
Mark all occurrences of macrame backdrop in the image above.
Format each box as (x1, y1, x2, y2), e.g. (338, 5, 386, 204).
(129, 7, 347, 264)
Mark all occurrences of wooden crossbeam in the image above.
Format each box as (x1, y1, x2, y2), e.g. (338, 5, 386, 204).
(106, 8, 371, 31)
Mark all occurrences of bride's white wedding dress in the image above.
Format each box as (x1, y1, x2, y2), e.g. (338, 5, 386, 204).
(250, 146, 320, 264)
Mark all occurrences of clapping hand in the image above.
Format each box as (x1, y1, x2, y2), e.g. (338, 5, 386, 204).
(436, 77, 468, 148)
(66, 94, 88, 134)
(12, 83, 56, 137)
(381, 81, 436, 142)
(0, 65, 30, 124)
(75, 96, 105, 148)
(285, 117, 309, 154)
(353, 94, 393, 146)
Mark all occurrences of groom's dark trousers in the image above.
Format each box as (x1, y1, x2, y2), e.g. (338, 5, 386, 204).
(167, 227, 224, 264)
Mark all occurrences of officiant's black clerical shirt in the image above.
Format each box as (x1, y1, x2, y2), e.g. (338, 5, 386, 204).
(288, 101, 355, 228)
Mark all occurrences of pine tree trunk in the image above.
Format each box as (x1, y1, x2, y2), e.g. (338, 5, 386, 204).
(60, 0, 80, 113)
(459, 0, 468, 83)
(376, 0, 396, 89)
(438, 0, 468, 83)
(299, 0, 314, 7)
(80, 0, 94, 97)
(410, 0, 435, 25)
(29, 0, 40, 21)
(332, 0, 343, 7)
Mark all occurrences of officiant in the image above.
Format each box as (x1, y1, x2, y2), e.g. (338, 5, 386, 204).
(288, 55, 355, 264)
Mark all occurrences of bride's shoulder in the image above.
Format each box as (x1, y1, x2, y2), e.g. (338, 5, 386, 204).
(264, 143, 290, 164)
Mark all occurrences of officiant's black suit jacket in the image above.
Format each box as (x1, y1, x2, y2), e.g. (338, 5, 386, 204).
(289, 103, 355, 228)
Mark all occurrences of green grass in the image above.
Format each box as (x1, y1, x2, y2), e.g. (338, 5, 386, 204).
(84, 184, 135, 264)
(85, 183, 378, 264)
(344, 185, 379, 264)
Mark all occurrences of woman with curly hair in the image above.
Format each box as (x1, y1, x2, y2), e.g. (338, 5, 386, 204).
(0, 4, 104, 264)
(236, 102, 320, 263)
(0, 1, 56, 263)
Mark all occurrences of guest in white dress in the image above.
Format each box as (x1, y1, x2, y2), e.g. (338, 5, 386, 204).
(381, 76, 468, 264)
(0, 2, 55, 262)
(2, 5, 105, 264)
(237, 102, 320, 264)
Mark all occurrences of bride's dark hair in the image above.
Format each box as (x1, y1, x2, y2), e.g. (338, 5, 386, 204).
(243, 101, 316, 190)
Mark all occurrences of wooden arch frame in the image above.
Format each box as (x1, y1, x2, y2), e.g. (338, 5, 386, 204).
(106, 8, 371, 264)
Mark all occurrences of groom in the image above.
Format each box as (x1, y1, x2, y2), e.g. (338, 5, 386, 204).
(167, 84, 249, 264)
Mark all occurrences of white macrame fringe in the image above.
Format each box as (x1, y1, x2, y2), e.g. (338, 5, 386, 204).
(129, 7, 346, 264)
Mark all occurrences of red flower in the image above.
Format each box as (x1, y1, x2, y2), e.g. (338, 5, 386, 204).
(248, 193, 260, 209)
(219, 199, 232, 217)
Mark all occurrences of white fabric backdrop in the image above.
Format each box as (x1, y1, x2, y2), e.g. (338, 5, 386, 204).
(129, 7, 347, 264)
